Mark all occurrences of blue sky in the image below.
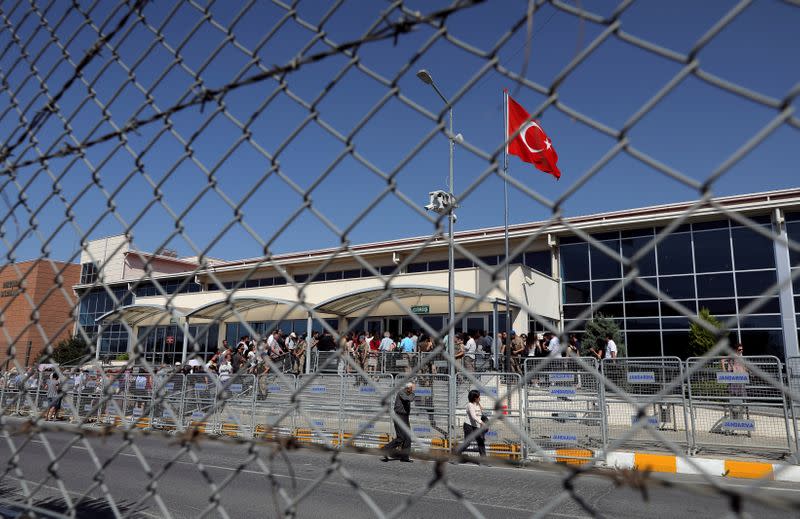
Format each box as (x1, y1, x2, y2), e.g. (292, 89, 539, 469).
(1, 0, 798, 264)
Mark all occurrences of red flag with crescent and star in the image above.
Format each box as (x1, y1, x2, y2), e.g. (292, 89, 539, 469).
(505, 92, 560, 179)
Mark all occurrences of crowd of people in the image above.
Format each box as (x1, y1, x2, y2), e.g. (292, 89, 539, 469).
(0, 329, 623, 395)
(182, 328, 621, 376)
(485, 330, 619, 374)
(0, 337, 750, 435)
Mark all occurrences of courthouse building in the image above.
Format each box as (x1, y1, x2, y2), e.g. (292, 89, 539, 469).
(77, 188, 800, 364)
(0, 260, 80, 366)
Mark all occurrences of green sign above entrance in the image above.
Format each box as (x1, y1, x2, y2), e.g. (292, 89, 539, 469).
(410, 305, 430, 314)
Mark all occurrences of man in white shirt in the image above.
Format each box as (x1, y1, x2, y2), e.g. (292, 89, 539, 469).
(548, 333, 563, 357)
(379, 332, 395, 352)
(267, 330, 283, 357)
(247, 348, 257, 370)
(463, 333, 477, 371)
(218, 360, 232, 382)
(605, 334, 618, 359)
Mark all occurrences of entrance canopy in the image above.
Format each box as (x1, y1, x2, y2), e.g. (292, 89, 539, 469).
(95, 304, 191, 326)
(185, 296, 309, 322)
(313, 285, 516, 317)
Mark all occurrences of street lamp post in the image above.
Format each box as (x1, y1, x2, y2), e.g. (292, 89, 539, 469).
(417, 69, 458, 451)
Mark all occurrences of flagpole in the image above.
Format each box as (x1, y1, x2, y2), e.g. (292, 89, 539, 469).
(503, 90, 512, 373)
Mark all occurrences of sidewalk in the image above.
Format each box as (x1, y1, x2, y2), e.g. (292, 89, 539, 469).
(535, 448, 800, 482)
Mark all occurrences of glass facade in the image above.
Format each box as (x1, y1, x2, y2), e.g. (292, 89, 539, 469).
(224, 319, 338, 346)
(77, 287, 134, 356)
(221, 249, 553, 289)
(135, 277, 202, 297)
(369, 313, 511, 338)
(79, 262, 98, 284)
(136, 324, 219, 364)
(787, 212, 800, 349)
(560, 216, 784, 358)
(75, 209, 797, 362)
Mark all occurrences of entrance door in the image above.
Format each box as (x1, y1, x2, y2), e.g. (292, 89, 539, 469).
(386, 318, 401, 338)
(466, 315, 488, 336)
(365, 318, 383, 336)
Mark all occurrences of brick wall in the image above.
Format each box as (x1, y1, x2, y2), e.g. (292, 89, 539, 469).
(0, 260, 80, 368)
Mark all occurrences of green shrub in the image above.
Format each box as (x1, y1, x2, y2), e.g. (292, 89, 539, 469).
(582, 313, 625, 357)
(41, 336, 91, 365)
(688, 308, 724, 358)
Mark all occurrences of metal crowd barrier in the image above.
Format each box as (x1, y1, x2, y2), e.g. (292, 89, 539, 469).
(309, 350, 495, 375)
(409, 374, 451, 453)
(125, 372, 153, 429)
(523, 358, 605, 463)
(12, 373, 47, 417)
(311, 350, 339, 374)
(788, 356, 800, 457)
(382, 352, 417, 374)
(153, 373, 185, 430)
(419, 351, 450, 375)
(254, 373, 296, 440)
(342, 374, 395, 449)
(602, 357, 691, 452)
(454, 372, 524, 459)
(3, 359, 800, 461)
(218, 373, 257, 438)
(296, 373, 343, 445)
(183, 373, 218, 433)
(686, 356, 793, 456)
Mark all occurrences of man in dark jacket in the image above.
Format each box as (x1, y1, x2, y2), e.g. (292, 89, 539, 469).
(382, 382, 415, 462)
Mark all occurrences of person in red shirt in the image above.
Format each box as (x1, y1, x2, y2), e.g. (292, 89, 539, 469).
(366, 333, 380, 373)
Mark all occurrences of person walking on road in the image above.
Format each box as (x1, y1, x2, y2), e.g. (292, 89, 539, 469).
(382, 382, 415, 462)
(45, 372, 62, 421)
(456, 389, 487, 460)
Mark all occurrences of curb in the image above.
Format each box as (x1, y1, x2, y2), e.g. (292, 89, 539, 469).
(539, 449, 800, 482)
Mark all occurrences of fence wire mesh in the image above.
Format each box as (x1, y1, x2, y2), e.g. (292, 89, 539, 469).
(0, 0, 800, 517)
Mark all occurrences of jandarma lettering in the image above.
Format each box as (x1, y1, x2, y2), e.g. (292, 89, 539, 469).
(723, 421, 755, 429)
(718, 374, 748, 381)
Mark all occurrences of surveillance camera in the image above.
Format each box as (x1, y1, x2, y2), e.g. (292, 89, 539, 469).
(426, 190, 452, 215)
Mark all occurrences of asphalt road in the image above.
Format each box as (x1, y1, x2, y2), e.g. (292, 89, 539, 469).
(0, 428, 797, 518)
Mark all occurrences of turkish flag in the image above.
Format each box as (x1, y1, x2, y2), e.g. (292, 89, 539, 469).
(506, 93, 560, 179)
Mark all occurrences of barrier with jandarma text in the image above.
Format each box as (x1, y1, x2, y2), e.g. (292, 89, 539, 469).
(5, 363, 800, 462)
(457, 372, 524, 460)
(788, 356, 800, 456)
(523, 358, 604, 463)
(601, 357, 691, 452)
(686, 356, 793, 456)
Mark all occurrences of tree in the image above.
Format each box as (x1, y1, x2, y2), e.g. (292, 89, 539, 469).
(688, 307, 723, 358)
(42, 336, 92, 365)
(582, 313, 625, 357)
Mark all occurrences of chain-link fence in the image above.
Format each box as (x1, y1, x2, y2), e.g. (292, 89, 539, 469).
(1, 0, 800, 517)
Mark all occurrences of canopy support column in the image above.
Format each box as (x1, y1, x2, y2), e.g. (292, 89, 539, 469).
(305, 315, 313, 374)
(95, 325, 103, 361)
(181, 319, 189, 364)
